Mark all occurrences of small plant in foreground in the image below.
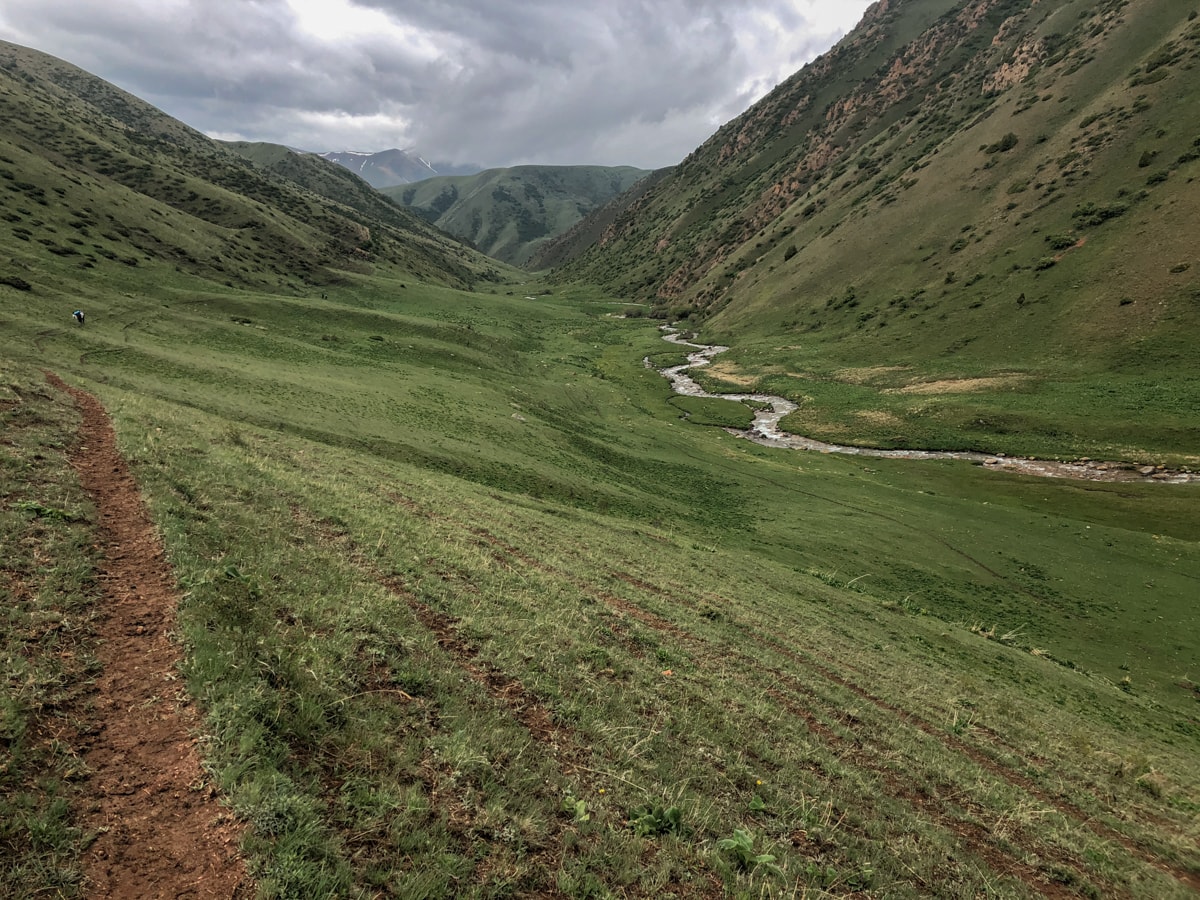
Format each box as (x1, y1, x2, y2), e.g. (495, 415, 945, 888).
(561, 794, 590, 823)
(628, 803, 683, 837)
(716, 828, 780, 874)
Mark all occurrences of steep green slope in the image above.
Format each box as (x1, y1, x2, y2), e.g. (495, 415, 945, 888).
(528, 167, 672, 271)
(0, 41, 505, 294)
(220, 140, 451, 241)
(385, 165, 650, 266)
(553, 0, 1200, 463)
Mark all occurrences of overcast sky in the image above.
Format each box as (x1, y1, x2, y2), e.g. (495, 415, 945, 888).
(0, 0, 874, 170)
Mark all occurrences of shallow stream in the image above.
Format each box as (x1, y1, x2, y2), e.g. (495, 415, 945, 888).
(652, 328, 1198, 484)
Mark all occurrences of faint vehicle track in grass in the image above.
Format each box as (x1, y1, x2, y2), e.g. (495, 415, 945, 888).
(641, 563, 1200, 894)
(465, 522, 1200, 896)
(375, 569, 728, 899)
(366, 493, 1192, 892)
(44, 372, 249, 900)
(752, 628, 1200, 893)
(291, 504, 723, 898)
(599, 491, 1197, 877)
(463, 526, 1100, 897)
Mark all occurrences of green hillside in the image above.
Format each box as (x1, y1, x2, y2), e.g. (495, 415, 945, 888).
(553, 0, 1200, 464)
(6, 269, 1200, 899)
(0, 41, 506, 293)
(2, 16, 1199, 900)
(220, 140, 448, 242)
(386, 165, 651, 266)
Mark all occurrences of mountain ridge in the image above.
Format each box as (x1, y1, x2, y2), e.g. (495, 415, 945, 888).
(319, 148, 481, 188)
(542, 0, 1200, 460)
(385, 164, 652, 266)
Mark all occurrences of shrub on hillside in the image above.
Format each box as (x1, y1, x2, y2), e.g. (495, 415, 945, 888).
(985, 132, 1019, 154)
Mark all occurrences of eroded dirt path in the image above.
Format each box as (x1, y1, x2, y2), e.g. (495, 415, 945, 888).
(46, 373, 249, 899)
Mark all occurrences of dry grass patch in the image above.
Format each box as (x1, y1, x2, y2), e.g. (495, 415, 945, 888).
(704, 360, 762, 387)
(888, 375, 1030, 395)
(854, 409, 907, 428)
(780, 410, 854, 437)
(835, 365, 911, 385)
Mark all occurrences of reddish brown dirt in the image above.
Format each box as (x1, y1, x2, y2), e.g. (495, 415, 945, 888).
(46, 373, 250, 900)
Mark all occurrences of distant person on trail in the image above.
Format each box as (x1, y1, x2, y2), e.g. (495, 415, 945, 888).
(73, 309, 84, 326)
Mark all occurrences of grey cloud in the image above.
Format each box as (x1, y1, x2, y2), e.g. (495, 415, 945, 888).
(1, 0, 872, 168)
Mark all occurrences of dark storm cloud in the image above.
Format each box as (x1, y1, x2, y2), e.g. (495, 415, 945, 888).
(0, 0, 873, 168)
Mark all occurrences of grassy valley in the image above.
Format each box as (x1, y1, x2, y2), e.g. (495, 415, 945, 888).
(552, 0, 1200, 466)
(2, 5, 1199, 899)
(5, 268, 1199, 897)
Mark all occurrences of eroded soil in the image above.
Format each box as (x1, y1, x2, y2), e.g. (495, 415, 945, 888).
(46, 373, 249, 899)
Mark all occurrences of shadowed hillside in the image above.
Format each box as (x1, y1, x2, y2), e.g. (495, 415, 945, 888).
(386, 165, 651, 266)
(528, 167, 672, 271)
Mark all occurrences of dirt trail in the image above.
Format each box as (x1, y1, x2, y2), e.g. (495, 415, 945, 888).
(46, 373, 249, 899)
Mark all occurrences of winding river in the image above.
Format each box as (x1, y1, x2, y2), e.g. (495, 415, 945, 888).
(652, 328, 1198, 485)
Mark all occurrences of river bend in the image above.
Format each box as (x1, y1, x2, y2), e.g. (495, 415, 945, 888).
(652, 328, 1198, 484)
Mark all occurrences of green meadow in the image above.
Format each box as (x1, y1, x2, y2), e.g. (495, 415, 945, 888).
(4, 269, 1198, 897)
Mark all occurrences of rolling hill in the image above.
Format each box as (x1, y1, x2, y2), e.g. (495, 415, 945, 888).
(0, 41, 506, 295)
(385, 165, 652, 266)
(549, 0, 1200, 462)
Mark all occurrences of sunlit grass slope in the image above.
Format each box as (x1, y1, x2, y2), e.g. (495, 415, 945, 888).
(5, 271, 1198, 897)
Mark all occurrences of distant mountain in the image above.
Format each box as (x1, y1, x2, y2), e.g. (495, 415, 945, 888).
(220, 141, 440, 236)
(384, 165, 652, 266)
(318, 149, 481, 189)
(0, 41, 503, 293)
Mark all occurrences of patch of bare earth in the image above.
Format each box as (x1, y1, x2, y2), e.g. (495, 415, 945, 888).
(46, 373, 249, 900)
(888, 375, 1029, 395)
(701, 360, 759, 387)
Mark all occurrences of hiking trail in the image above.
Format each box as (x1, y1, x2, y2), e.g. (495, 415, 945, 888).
(46, 372, 249, 900)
